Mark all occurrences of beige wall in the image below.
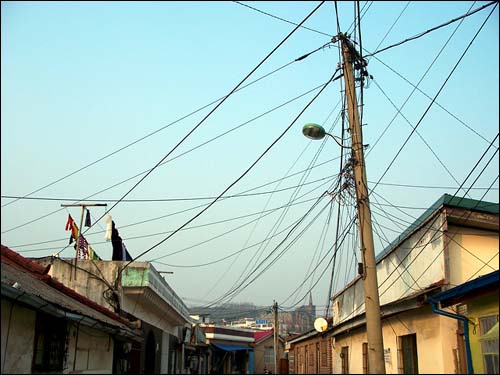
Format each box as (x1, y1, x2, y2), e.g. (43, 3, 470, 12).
(65, 321, 115, 374)
(1, 300, 36, 374)
(254, 335, 284, 374)
(1, 299, 115, 374)
(447, 225, 499, 287)
(332, 306, 459, 374)
(333, 213, 446, 326)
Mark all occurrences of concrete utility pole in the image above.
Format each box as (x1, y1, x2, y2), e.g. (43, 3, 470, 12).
(273, 300, 279, 374)
(339, 33, 386, 374)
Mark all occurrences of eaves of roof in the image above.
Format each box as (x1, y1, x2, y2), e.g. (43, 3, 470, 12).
(430, 270, 499, 307)
(375, 194, 498, 262)
(1, 244, 139, 337)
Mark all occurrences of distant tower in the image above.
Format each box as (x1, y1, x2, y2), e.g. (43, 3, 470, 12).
(308, 292, 313, 306)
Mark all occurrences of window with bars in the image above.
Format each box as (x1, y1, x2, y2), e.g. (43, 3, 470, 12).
(32, 312, 68, 372)
(264, 346, 274, 366)
(480, 314, 499, 374)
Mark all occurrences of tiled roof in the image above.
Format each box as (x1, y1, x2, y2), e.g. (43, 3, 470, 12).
(1, 244, 135, 332)
(254, 329, 274, 343)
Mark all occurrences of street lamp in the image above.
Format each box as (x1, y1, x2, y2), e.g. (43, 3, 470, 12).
(302, 124, 349, 148)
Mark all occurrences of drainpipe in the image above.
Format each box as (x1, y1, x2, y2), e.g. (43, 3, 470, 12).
(429, 298, 473, 374)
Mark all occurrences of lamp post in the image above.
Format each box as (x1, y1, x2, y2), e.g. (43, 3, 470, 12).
(302, 121, 385, 374)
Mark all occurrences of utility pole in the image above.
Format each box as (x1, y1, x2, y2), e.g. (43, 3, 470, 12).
(273, 300, 279, 374)
(338, 33, 386, 374)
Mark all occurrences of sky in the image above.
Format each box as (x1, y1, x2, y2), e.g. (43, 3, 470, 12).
(1, 1, 499, 314)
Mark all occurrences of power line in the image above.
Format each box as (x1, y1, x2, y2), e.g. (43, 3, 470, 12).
(118, 66, 341, 282)
(147, 181, 334, 263)
(203, 195, 334, 308)
(366, 0, 477, 177)
(233, 1, 334, 37)
(131, 70, 337, 272)
(372, 78, 468, 195)
(15, 179, 332, 254)
(365, 1, 498, 57)
(282, 214, 357, 310)
(371, 6, 497, 195)
(1, 173, 337, 204)
(1, 40, 332, 209)
(1, 79, 331, 235)
(8, 167, 342, 250)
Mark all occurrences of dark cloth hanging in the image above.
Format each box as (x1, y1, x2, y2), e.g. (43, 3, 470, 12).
(111, 221, 124, 261)
(85, 209, 92, 227)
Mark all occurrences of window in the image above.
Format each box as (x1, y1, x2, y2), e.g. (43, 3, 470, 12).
(341, 346, 349, 374)
(480, 315, 499, 374)
(320, 340, 328, 367)
(362, 342, 369, 374)
(397, 334, 418, 374)
(32, 312, 67, 372)
(316, 343, 320, 373)
(264, 346, 274, 366)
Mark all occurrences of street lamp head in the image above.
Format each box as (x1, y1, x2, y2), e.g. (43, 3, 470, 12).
(302, 123, 326, 140)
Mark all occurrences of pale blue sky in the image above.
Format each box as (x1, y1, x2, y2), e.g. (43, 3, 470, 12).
(1, 1, 498, 310)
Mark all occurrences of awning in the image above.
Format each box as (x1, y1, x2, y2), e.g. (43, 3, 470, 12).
(213, 343, 252, 351)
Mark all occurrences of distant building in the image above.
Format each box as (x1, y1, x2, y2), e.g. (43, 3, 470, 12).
(200, 324, 255, 374)
(259, 293, 317, 337)
(229, 317, 273, 330)
(291, 292, 316, 334)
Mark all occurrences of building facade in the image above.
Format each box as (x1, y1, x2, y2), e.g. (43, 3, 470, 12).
(33, 256, 192, 374)
(1, 245, 140, 374)
(287, 194, 498, 374)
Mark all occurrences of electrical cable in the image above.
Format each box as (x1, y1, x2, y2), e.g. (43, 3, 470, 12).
(233, 1, 334, 37)
(372, 78, 468, 195)
(205, 197, 333, 308)
(200, 191, 332, 308)
(229, 100, 344, 298)
(2, 78, 332, 237)
(378, 141, 499, 298)
(86, 0, 325, 233)
(117, 67, 342, 281)
(1, 40, 332, 209)
(148, 179, 335, 263)
(366, 0, 475, 174)
(4, 180, 497, 204)
(364, 1, 497, 57)
(282, 214, 357, 309)
(369, 54, 491, 144)
(9, 173, 338, 251)
(369, 7, 497, 195)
